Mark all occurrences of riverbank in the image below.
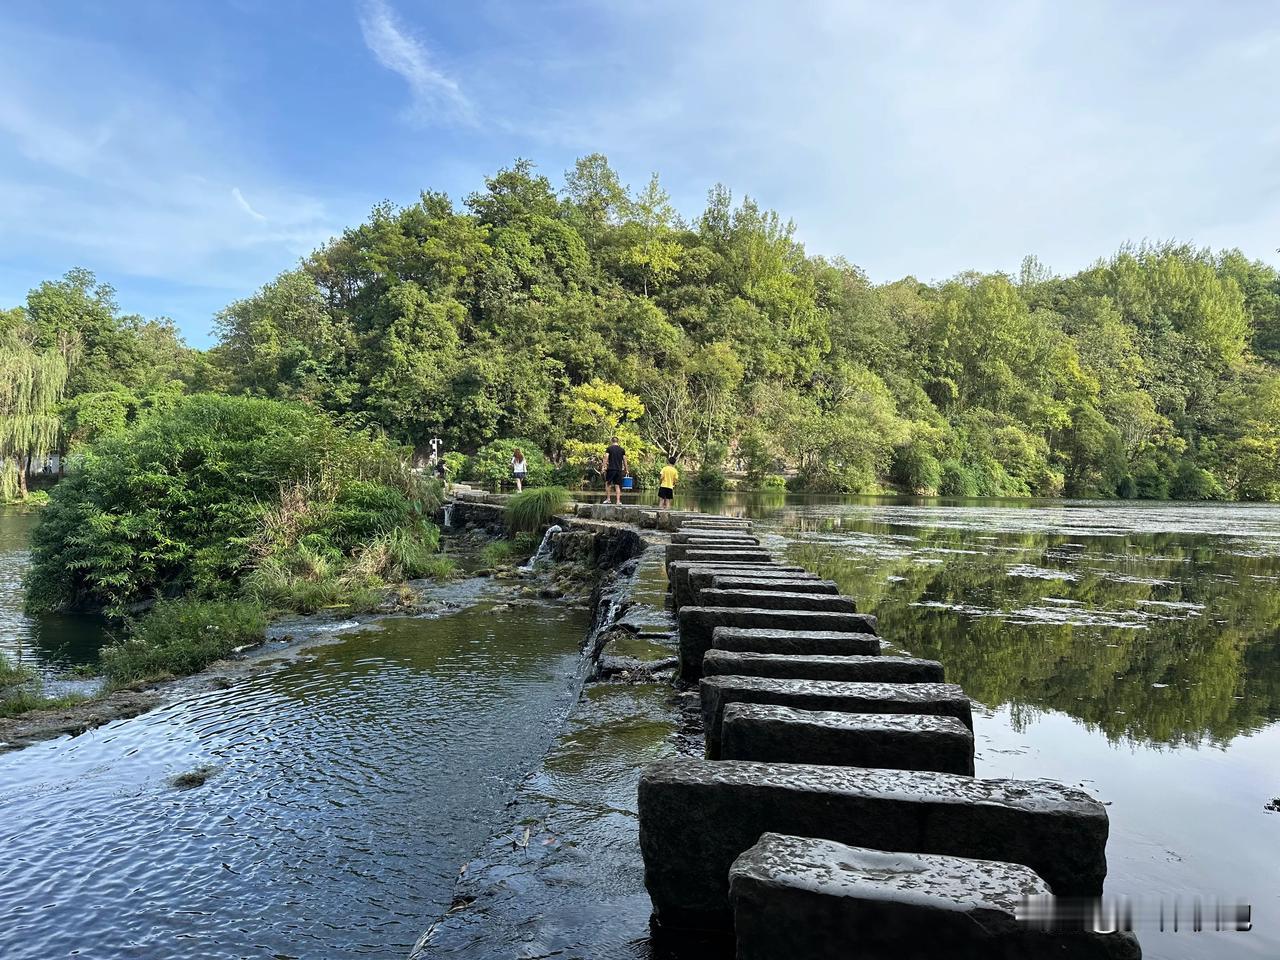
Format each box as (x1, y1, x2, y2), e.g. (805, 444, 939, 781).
(0, 520, 599, 754)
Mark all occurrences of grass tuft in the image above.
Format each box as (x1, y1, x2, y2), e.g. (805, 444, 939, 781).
(505, 486, 571, 534)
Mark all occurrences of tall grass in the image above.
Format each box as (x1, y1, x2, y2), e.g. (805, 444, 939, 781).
(100, 598, 267, 686)
(505, 486, 571, 534)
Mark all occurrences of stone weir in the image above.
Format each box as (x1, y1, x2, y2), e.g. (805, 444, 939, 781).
(637, 524, 1143, 958)
(415, 498, 1141, 959)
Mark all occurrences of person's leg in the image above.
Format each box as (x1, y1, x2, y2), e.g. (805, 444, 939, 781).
(516, 476, 523, 492)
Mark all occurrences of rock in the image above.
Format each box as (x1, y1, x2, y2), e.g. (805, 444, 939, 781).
(665, 545, 774, 565)
(702, 649, 942, 683)
(670, 563, 809, 609)
(696, 588, 857, 613)
(678, 607, 878, 681)
(729, 834, 1141, 960)
(706, 576, 837, 598)
(700, 676, 973, 758)
(670, 532, 761, 545)
(712, 626, 885, 657)
(720, 704, 974, 774)
(637, 759, 1111, 934)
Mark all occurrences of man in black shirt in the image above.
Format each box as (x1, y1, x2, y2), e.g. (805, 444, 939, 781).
(601, 435, 628, 505)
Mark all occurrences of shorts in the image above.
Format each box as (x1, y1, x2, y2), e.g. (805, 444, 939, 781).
(658, 486, 674, 500)
(605, 469, 624, 486)
(513, 471, 526, 481)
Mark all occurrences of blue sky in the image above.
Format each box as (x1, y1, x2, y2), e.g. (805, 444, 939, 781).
(2, 0, 1278, 347)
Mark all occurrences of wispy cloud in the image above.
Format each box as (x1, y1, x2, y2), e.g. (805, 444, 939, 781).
(0, 23, 346, 298)
(358, 0, 473, 125)
(231, 187, 268, 222)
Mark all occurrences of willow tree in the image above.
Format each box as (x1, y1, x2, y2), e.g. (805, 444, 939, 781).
(0, 342, 67, 500)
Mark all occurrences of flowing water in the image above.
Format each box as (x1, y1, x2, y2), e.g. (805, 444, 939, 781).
(0, 509, 591, 959)
(3, 498, 1279, 959)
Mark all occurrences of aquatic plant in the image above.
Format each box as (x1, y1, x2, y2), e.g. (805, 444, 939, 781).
(505, 486, 571, 534)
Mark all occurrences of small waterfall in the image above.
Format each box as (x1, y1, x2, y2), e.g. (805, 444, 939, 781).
(442, 502, 455, 530)
(520, 524, 562, 571)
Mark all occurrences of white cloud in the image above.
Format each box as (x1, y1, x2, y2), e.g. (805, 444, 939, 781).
(358, 0, 473, 125)
(232, 187, 268, 222)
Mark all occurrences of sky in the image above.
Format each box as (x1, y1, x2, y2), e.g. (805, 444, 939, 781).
(2, 0, 1278, 347)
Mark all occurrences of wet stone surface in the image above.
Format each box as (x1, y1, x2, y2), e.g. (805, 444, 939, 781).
(677, 607, 879, 680)
(711, 626, 885, 657)
(730, 834, 1141, 960)
(702, 649, 941, 683)
(672, 563, 808, 609)
(665, 546, 775, 565)
(413, 682, 692, 959)
(637, 759, 1111, 934)
(719, 703, 975, 774)
(696, 588, 858, 613)
(700, 676, 974, 757)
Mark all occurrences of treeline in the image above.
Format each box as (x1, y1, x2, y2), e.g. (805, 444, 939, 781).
(5, 156, 1280, 500)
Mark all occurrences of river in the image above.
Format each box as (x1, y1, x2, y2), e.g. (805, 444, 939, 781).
(2, 499, 1278, 959)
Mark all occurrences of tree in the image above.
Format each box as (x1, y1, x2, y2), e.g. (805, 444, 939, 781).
(0, 339, 68, 499)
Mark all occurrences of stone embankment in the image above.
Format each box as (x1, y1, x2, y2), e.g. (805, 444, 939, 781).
(639, 516, 1143, 958)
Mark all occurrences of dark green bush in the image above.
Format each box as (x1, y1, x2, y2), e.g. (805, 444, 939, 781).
(101, 598, 267, 685)
(467, 438, 552, 489)
(938, 459, 978, 497)
(24, 394, 434, 616)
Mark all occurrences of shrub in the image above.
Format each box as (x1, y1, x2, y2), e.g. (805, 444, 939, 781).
(467, 438, 552, 490)
(242, 543, 385, 614)
(506, 486, 571, 534)
(760, 474, 788, 491)
(100, 598, 267, 685)
(938, 459, 978, 497)
(24, 394, 430, 616)
(892, 444, 941, 494)
(1171, 461, 1225, 500)
(442, 451, 469, 481)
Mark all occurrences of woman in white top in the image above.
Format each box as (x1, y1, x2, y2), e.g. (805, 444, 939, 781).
(511, 449, 528, 492)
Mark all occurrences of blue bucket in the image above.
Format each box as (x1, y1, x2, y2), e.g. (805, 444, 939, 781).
(621, 476, 634, 490)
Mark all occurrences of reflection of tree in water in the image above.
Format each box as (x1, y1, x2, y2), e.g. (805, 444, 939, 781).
(785, 521, 1280, 748)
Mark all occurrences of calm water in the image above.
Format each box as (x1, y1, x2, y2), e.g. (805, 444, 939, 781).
(0, 506, 591, 960)
(666, 493, 1280, 960)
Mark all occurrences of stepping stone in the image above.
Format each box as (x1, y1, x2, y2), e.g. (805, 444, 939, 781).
(730, 834, 1141, 960)
(700, 676, 973, 758)
(670, 532, 760, 545)
(637, 760, 1110, 934)
(681, 519, 752, 531)
(665, 545, 774, 565)
(696, 588, 857, 613)
(705, 576, 838, 598)
(671, 563, 809, 609)
(713, 626, 883, 657)
(702, 649, 941, 683)
(720, 704, 974, 774)
(678, 607, 878, 681)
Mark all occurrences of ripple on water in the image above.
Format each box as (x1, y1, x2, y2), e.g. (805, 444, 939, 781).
(0, 600, 590, 960)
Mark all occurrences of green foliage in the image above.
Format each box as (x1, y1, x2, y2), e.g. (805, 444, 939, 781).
(23, 394, 437, 615)
(938, 459, 978, 498)
(480, 539, 519, 566)
(11, 164, 1280, 506)
(100, 598, 267, 685)
(467, 438, 552, 489)
(0, 655, 86, 717)
(760, 473, 788, 490)
(505, 486, 571, 534)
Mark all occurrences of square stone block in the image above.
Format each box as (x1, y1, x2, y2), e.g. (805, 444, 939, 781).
(702, 649, 940, 683)
(679, 607, 878, 680)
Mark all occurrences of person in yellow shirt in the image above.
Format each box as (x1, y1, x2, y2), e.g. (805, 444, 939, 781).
(658, 457, 679, 510)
